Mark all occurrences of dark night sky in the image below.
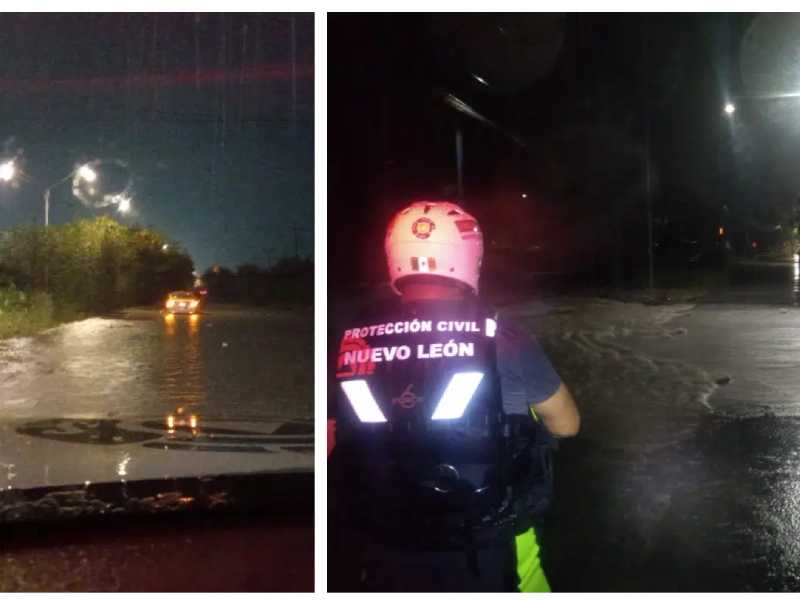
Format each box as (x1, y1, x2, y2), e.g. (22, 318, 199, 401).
(328, 13, 800, 288)
(0, 13, 313, 272)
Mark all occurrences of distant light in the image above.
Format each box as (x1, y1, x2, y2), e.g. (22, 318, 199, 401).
(724, 103, 736, 116)
(162, 244, 169, 251)
(77, 164, 98, 182)
(752, 241, 758, 249)
(118, 197, 131, 213)
(521, 193, 528, 199)
(472, 73, 489, 86)
(0, 160, 15, 183)
(719, 226, 725, 236)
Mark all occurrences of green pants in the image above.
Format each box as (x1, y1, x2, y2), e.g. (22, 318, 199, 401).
(515, 526, 551, 592)
(335, 524, 551, 592)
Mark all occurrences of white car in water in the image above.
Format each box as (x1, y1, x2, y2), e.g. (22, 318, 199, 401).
(165, 291, 202, 315)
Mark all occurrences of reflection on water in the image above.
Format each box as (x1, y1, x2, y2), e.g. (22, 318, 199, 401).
(160, 312, 206, 409)
(154, 309, 313, 420)
(165, 407, 200, 438)
(117, 452, 131, 477)
(0, 308, 313, 422)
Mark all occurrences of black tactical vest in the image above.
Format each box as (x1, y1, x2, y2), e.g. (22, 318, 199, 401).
(334, 298, 516, 538)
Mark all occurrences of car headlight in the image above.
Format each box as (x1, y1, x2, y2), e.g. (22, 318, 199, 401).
(190, 300, 199, 308)
(166, 299, 175, 308)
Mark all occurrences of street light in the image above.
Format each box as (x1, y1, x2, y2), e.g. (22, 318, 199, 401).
(0, 160, 15, 183)
(117, 197, 131, 214)
(44, 162, 101, 227)
(724, 102, 736, 116)
(77, 164, 98, 183)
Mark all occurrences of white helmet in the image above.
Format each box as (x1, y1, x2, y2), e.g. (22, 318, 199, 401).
(385, 200, 484, 295)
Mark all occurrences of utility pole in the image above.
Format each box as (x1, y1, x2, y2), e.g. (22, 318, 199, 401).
(292, 225, 311, 259)
(643, 17, 654, 291)
(455, 128, 464, 202)
(291, 14, 297, 123)
(43, 188, 50, 290)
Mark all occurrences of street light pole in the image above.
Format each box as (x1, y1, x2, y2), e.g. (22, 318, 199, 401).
(43, 187, 50, 290)
(643, 17, 654, 291)
(42, 164, 98, 227)
(455, 128, 464, 203)
(40, 165, 97, 291)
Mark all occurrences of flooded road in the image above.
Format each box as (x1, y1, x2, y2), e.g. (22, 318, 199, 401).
(0, 304, 313, 421)
(0, 304, 313, 490)
(520, 264, 800, 591)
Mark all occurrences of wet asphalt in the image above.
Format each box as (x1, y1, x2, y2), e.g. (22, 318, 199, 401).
(545, 263, 800, 592)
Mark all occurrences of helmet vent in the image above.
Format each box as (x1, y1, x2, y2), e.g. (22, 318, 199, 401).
(424, 204, 434, 214)
(447, 209, 462, 216)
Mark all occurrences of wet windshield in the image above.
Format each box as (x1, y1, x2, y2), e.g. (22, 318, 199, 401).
(0, 14, 313, 523)
(329, 13, 800, 593)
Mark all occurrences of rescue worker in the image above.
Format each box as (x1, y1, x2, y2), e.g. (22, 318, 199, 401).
(329, 200, 580, 592)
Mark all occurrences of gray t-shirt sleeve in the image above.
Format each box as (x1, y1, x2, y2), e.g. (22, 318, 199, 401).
(495, 317, 563, 416)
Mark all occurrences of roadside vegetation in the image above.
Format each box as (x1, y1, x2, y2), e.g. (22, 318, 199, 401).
(0, 216, 194, 340)
(201, 257, 313, 309)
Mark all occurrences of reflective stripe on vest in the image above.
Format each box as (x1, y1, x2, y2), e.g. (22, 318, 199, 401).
(430, 371, 484, 420)
(342, 372, 484, 423)
(485, 317, 497, 338)
(340, 379, 387, 423)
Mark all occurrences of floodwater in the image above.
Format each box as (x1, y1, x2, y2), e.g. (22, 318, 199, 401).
(0, 304, 313, 421)
(538, 263, 800, 591)
(0, 304, 313, 490)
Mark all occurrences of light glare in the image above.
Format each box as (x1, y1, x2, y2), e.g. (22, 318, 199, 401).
(0, 160, 15, 183)
(78, 164, 98, 182)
